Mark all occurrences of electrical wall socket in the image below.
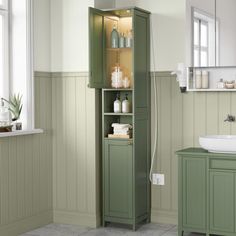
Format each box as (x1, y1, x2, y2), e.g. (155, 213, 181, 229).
(152, 173, 165, 185)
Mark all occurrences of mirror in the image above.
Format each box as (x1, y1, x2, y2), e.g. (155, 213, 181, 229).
(186, 0, 217, 67)
(187, 0, 236, 67)
(216, 0, 236, 67)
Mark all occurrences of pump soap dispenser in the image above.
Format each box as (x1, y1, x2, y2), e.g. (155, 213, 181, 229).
(122, 94, 130, 113)
(114, 94, 121, 113)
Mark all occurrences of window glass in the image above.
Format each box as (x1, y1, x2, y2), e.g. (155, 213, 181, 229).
(0, 15, 3, 98)
(11, 0, 27, 128)
(201, 23, 208, 47)
(194, 20, 199, 46)
(201, 51, 207, 67)
(194, 49, 199, 67)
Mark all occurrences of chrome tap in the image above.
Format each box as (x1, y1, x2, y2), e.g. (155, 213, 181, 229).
(224, 114, 235, 122)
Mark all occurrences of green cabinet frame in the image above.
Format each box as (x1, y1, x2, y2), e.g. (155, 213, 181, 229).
(177, 148, 236, 236)
(89, 6, 151, 230)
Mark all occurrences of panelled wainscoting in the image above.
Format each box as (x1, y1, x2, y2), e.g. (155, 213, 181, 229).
(0, 72, 53, 236)
(151, 71, 236, 225)
(51, 72, 101, 227)
(3, 71, 236, 236)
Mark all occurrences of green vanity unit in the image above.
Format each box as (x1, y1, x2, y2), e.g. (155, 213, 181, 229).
(177, 148, 236, 236)
(89, 7, 151, 230)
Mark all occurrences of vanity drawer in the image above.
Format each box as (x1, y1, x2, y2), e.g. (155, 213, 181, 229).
(209, 159, 236, 170)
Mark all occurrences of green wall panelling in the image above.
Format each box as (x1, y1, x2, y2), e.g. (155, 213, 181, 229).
(52, 73, 100, 227)
(0, 73, 53, 236)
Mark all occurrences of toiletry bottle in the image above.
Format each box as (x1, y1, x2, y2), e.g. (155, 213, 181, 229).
(122, 94, 130, 113)
(125, 30, 132, 48)
(195, 70, 202, 89)
(202, 70, 209, 89)
(111, 25, 119, 48)
(119, 33, 125, 48)
(114, 94, 121, 113)
(217, 78, 225, 89)
(0, 98, 10, 126)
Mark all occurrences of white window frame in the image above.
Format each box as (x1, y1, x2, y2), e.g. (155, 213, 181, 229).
(1, 0, 34, 130)
(0, 0, 9, 100)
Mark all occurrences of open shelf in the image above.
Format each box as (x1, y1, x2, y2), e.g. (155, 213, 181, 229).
(187, 67, 236, 91)
(188, 89, 236, 92)
(104, 112, 133, 116)
(106, 48, 132, 51)
(104, 137, 133, 141)
(103, 90, 133, 113)
(103, 88, 133, 91)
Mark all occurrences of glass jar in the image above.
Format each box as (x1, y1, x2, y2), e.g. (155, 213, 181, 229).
(111, 65, 123, 88)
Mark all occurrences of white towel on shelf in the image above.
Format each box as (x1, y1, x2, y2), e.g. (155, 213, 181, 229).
(111, 123, 132, 129)
(113, 127, 130, 132)
(113, 130, 130, 135)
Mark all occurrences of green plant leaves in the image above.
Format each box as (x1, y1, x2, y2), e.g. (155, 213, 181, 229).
(2, 94, 23, 121)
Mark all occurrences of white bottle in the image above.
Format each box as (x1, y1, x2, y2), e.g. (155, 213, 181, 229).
(217, 78, 225, 89)
(195, 70, 202, 89)
(125, 30, 132, 48)
(0, 99, 10, 126)
(202, 70, 209, 89)
(114, 94, 121, 113)
(122, 94, 130, 113)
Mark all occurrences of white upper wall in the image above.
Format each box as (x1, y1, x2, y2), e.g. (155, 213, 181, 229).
(141, 0, 186, 71)
(33, 0, 186, 72)
(116, 0, 186, 71)
(33, 0, 51, 71)
(50, 0, 94, 72)
(95, 0, 115, 9)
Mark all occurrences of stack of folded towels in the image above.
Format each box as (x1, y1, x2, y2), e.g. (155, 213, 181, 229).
(108, 123, 132, 139)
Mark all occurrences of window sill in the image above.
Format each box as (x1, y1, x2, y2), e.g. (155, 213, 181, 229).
(0, 129, 43, 138)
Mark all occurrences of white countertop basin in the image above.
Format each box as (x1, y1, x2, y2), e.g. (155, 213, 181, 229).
(199, 135, 236, 154)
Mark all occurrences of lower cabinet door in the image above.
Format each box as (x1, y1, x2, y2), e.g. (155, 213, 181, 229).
(104, 139, 133, 219)
(182, 157, 206, 230)
(210, 171, 234, 233)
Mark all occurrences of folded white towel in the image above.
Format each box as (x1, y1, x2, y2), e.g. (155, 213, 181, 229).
(114, 130, 130, 135)
(113, 127, 130, 132)
(111, 123, 132, 129)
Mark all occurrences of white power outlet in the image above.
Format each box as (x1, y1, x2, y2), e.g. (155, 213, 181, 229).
(152, 173, 165, 185)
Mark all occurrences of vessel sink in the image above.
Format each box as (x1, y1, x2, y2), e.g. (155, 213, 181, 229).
(199, 135, 236, 154)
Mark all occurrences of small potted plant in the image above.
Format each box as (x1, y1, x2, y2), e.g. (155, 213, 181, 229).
(2, 94, 23, 130)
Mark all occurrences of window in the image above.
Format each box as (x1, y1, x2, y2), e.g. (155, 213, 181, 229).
(192, 8, 218, 67)
(0, 0, 33, 130)
(194, 18, 209, 67)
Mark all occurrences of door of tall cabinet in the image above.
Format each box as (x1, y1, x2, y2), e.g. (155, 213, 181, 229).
(89, 7, 151, 230)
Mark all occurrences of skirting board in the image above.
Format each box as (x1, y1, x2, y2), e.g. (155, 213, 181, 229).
(53, 210, 101, 228)
(0, 211, 53, 236)
(151, 209, 177, 225)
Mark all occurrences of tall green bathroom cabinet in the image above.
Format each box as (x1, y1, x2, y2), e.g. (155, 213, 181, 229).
(177, 148, 236, 236)
(89, 7, 151, 229)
